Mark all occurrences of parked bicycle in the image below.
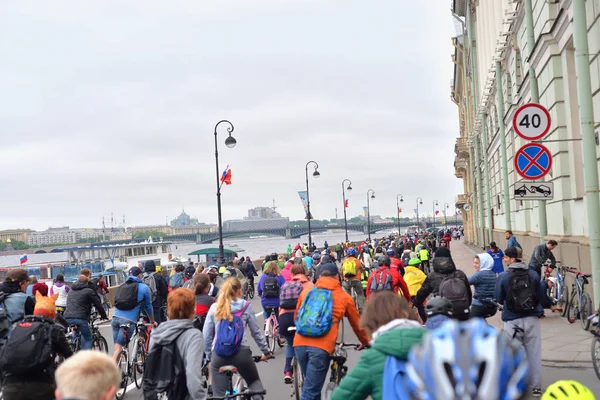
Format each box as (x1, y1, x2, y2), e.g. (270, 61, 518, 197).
(591, 323, 600, 379)
(210, 355, 270, 399)
(115, 318, 153, 399)
(264, 307, 285, 353)
(565, 268, 593, 330)
(544, 262, 569, 316)
(323, 343, 361, 399)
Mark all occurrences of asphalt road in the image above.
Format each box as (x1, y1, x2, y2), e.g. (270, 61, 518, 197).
(96, 294, 600, 400)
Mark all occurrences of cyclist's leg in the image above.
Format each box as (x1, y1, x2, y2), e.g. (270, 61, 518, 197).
(341, 279, 352, 296)
(470, 304, 489, 318)
(67, 318, 92, 350)
(352, 279, 365, 312)
(233, 347, 265, 397)
(521, 316, 542, 389)
(299, 346, 330, 399)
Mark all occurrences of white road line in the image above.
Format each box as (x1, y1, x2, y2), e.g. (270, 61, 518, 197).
(255, 311, 263, 317)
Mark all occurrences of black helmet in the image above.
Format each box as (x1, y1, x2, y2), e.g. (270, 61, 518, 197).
(270, 252, 278, 259)
(379, 256, 391, 267)
(175, 264, 186, 272)
(425, 296, 453, 317)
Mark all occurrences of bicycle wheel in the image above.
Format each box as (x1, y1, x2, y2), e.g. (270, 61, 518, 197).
(592, 336, 600, 380)
(92, 335, 109, 353)
(115, 350, 129, 400)
(248, 284, 255, 299)
(132, 338, 146, 389)
(567, 290, 579, 324)
(293, 358, 303, 400)
(559, 284, 569, 317)
(267, 321, 276, 353)
(580, 293, 593, 330)
(323, 381, 337, 400)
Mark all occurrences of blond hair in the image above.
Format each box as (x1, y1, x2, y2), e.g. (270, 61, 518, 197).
(55, 351, 120, 400)
(215, 277, 242, 322)
(264, 261, 280, 276)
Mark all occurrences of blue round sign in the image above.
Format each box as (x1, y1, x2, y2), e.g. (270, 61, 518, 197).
(514, 143, 552, 180)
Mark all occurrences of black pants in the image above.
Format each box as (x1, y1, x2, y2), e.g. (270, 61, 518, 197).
(2, 379, 55, 400)
(211, 347, 264, 400)
(470, 304, 497, 319)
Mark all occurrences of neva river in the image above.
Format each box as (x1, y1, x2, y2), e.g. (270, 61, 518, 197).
(0, 229, 393, 267)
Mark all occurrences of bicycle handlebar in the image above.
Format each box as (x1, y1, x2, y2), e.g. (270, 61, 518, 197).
(336, 343, 361, 349)
(207, 390, 267, 400)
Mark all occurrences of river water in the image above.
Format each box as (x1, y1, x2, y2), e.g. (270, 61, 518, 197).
(0, 229, 392, 267)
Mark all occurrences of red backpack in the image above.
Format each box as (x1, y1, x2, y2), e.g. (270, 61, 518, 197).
(370, 268, 393, 293)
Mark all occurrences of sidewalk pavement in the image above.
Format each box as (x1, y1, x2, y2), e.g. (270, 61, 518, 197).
(448, 237, 595, 365)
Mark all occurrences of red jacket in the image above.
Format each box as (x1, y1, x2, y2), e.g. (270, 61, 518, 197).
(389, 257, 405, 274)
(366, 266, 410, 302)
(97, 279, 109, 294)
(32, 282, 48, 297)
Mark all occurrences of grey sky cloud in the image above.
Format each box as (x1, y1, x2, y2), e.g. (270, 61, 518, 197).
(1, 1, 462, 231)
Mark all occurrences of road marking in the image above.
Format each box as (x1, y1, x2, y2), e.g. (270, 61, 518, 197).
(255, 312, 263, 317)
(116, 382, 139, 398)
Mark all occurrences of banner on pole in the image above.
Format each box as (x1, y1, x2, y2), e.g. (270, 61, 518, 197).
(363, 206, 369, 216)
(297, 191, 313, 220)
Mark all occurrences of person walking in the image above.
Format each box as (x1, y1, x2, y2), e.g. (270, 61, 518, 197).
(495, 247, 543, 396)
(505, 230, 521, 249)
(487, 242, 505, 274)
(468, 253, 498, 318)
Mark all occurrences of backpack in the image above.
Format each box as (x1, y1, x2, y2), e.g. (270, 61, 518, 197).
(0, 292, 11, 340)
(439, 273, 470, 316)
(192, 314, 206, 331)
(142, 332, 187, 400)
(382, 356, 412, 400)
(142, 272, 158, 303)
(342, 258, 358, 278)
(0, 316, 53, 376)
(401, 253, 411, 268)
(214, 302, 250, 358)
(263, 276, 280, 298)
(369, 269, 394, 293)
(279, 281, 304, 310)
(295, 287, 334, 337)
(506, 268, 539, 313)
(114, 280, 140, 311)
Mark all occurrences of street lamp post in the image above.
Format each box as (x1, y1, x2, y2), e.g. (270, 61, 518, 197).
(367, 189, 375, 241)
(416, 197, 423, 233)
(443, 202, 450, 229)
(341, 179, 352, 242)
(214, 120, 237, 266)
(305, 161, 320, 250)
(432, 200, 439, 229)
(396, 194, 404, 235)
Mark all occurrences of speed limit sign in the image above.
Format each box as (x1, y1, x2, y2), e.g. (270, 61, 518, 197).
(513, 103, 551, 140)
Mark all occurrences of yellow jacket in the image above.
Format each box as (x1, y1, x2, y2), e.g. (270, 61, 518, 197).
(403, 266, 427, 297)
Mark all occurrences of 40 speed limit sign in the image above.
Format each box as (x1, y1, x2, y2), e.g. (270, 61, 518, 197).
(513, 103, 551, 140)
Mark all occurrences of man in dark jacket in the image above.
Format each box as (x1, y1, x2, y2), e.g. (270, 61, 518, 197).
(413, 255, 472, 321)
(63, 275, 108, 349)
(144, 260, 168, 325)
(528, 240, 558, 276)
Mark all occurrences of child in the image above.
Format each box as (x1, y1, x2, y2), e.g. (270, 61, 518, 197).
(424, 296, 453, 330)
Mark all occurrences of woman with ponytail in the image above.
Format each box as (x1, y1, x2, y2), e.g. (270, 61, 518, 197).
(203, 277, 272, 399)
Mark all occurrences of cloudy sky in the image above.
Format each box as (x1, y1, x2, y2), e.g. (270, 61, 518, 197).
(1, 1, 462, 231)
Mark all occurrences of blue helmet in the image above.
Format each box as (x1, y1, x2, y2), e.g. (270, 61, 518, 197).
(346, 247, 357, 257)
(312, 253, 321, 260)
(406, 319, 529, 399)
(386, 248, 395, 256)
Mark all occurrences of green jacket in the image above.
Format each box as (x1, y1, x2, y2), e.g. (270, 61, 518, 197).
(330, 323, 426, 400)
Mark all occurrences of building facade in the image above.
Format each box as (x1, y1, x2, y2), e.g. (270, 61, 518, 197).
(451, 0, 600, 299)
(0, 230, 32, 244)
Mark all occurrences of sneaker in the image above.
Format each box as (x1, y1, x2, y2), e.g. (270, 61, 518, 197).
(284, 372, 293, 384)
(532, 387, 542, 397)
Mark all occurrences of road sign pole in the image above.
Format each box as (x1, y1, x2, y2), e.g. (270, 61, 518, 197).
(496, 61, 512, 231)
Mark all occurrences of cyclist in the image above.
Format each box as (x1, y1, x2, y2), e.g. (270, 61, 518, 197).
(147, 289, 206, 399)
(528, 240, 558, 277)
(50, 273, 70, 314)
(542, 380, 595, 399)
(329, 291, 425, 400)
(144, 260, 169, 325)
(202, 266, 220, 297)
(366, 256, 410, 302)
(386, 247, 405, 276)
(468, 253, 498, 318)
(63, 275, 108, 350)
(407, 319, 529, 399)
(358, 246, 373, 271)
(341, 248, 365, 313)
(424, 296, 452, 330)
(203, 277, 272, 399)
(294, 263, 369, 400)
(245, 256, 258, 290)
(111, 266, 155, 363)
(194, 274, 216, 319)
(257, 261, 286, 321)
(55, 351, 119, 400)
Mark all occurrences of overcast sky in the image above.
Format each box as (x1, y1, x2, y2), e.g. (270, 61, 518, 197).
(0, 1, 463, 231)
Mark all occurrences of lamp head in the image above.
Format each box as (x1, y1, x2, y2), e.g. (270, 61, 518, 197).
(347, 185, 352, 191)
(419, 201, 423, 205)
(225, 135, 237, 148)
(370, 194, 375, 199)
(400, 198, 404, 202)
(313, 170, 320, 178)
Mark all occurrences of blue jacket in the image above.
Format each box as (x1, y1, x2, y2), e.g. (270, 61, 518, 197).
(424, 314, 450, 330)
(468, 253, 497, 307)
(507, 236, 521, 249)
(113, 276, 154, 322)
(495, 262, 543, 321)
(257, 274, 286, 308)
(304, 256, 314, 270)
(487, 249, 505, 273)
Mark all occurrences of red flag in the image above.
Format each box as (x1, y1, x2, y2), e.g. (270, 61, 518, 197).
(345, 199, 349, 208)
(220, 165, 232, 185)
(398, 207, 402, 213)
(435, 210, 439, 215)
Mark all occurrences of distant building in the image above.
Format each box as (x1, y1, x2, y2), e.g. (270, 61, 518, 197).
(27, 227, 107, 246)
(170, 209, 200, 227)
(224, 205, 289, 232)
(247, 206, 282, 220)
(0, 229, 32, 244)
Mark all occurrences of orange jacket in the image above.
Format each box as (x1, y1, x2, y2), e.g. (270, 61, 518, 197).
(342, 257, 362, 281)
(293, 276, 369, 353)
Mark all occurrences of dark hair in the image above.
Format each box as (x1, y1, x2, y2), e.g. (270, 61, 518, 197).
(490, 241, 498, 251)
(360, 291, 417, 335)
(175, 264, 185, 272)
(506, 230, 513, 235)
(56, 274, 64, 283)
(194, 273, 211, 295)
(291, 264, 308, 276)
(548, 240, 558, 246)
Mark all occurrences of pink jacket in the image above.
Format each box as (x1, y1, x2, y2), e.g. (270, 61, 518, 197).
(281, 262, 293, 282)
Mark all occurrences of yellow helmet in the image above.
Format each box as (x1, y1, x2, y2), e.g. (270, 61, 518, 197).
(542, 381, 595, 400)
(155, 265, 163, 273)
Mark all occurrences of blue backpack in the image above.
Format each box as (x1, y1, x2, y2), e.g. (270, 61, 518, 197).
(295, 287, 333, 337)
(382, 356, 412, 400)
(214, 302, 250, 357)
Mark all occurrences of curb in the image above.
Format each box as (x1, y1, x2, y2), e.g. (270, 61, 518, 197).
(542, 360, 594, 369)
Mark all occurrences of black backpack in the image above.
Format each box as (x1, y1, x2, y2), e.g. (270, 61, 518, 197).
(439, 273, 470, 316)
(263, 276, 280, 298)
(114, 280, 140, 311)
(0, 316, 53, 376)
(506, 268, 539, 313)
(0, 292, 11, 340)
(143, 332, 187, 400)
(192, 314, 206, 331)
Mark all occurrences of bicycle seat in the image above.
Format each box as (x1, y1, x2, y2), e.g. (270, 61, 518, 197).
(119, 324, 131, 329)
(68, 325, 78, 330)
(218, 365, 238, 374)
(263, 306, 277, 315)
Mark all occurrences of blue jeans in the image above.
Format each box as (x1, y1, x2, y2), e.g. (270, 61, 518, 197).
(294, 346, 330, 400)
(111, 317, 136, 347)
(66, 318, 92, 350)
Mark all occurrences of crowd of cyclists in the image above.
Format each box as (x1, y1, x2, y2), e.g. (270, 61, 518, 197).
(0, 228, 597, 399)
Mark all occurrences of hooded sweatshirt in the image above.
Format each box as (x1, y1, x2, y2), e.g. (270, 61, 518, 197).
(50, 282, 70, 307)
(148, 319, 206, 400)
(468, 253, 497, 307)
(413, 256, 471, 307)
(495, 261, 544, 321)
(329, 319, 426, 400)
(280, 262, 293, 282)
(203, 298, 269, 359)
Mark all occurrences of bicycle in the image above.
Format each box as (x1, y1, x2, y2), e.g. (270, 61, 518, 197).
(66, 315, 108, 353)
(132, 320, 153, 389)
(211, 355, 270, 399)
(287, 327, 303, 400)
(544, 262, 569, 317)
(323, 343, 361, 399)
(115, 318, 153, 399)
(264, 307, 285, 353)
(243, 280, 255, 300)
(592, 325, 600, 379)
(565, 268, 593, 330)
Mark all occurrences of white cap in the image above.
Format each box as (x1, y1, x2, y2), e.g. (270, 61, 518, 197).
(548, 277, 557, 284)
